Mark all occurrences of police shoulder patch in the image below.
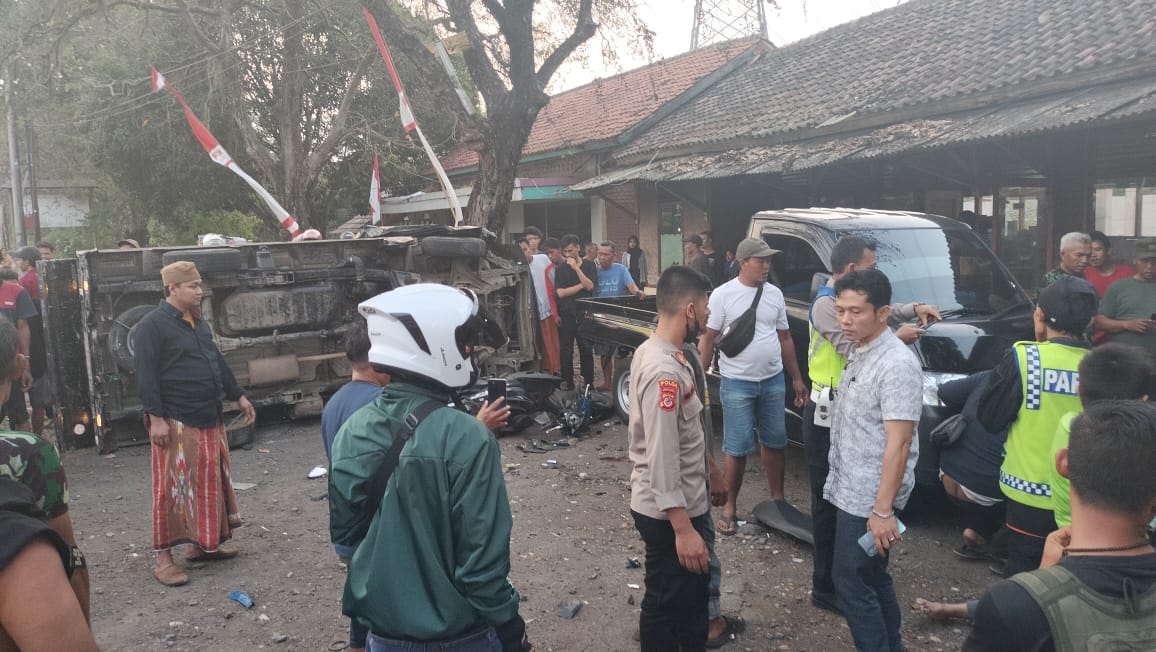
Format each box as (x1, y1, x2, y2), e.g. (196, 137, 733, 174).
(658, 379, 679, 412)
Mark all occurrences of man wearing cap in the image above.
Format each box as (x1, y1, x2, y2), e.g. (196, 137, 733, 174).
(977, 276, 1097, 576)
(1093, 237, 1156, 358)
(132, 261, 256, 587)
(683, 235, 713, 281)
(698, 237, 808, 536)
(117, 238, 140, 250)
(11, 247, 49, 437)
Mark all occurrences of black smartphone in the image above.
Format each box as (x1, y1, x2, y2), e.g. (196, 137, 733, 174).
(486, 378, 507, 405)
(1150, 313, 1156, 321)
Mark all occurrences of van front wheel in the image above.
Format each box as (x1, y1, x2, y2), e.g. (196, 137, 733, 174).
(612, 355, 632, 424)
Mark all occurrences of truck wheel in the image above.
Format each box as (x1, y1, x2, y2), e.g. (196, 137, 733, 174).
(161, 248, 242, 274)
(108, 304, 156, 372)
(612, 355, 632, 423)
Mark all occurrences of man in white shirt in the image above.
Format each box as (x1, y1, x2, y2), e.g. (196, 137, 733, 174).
(698, 238, 808, 536)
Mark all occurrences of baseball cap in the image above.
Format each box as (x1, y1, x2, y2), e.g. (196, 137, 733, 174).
(735, 237, 780, 260)
(683, 234, 703, 247)
(1036, 276, 1098, 334)
(1135, 238, 1156, 259)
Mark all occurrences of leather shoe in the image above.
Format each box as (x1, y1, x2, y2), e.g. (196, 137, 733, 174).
(811, 590, 842, 615)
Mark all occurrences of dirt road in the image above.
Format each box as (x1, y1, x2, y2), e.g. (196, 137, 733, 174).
(67, 415, 990, 651)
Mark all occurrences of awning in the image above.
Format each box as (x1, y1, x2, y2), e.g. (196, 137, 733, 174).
(572, 76, 1156, 191)
(380, 177, 585, 214)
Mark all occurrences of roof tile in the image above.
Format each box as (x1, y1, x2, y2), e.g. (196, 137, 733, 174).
(618, 0, 1156, 161)
(440, 36, 761, 171)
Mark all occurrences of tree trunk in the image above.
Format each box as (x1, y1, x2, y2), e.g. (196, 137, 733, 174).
(468, 98, 542, 233)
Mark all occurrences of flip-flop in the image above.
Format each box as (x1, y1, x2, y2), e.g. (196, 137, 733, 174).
(716, 514, 738, 536)
(952, 541, 989, 561)
(185, 547, 239, 562)
(705, 615, 745, 648)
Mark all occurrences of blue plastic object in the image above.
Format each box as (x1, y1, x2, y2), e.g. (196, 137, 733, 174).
(229, 590, 254, 608)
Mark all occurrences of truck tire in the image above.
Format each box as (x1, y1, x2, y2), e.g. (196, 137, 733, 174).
(108, 304, 156, 372)
(420, 236, 487, 258)
(161, 248, 242, 274)
(612, 354, 632, 423)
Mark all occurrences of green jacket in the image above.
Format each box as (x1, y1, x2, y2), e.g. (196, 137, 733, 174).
(328, 383, 520, 641)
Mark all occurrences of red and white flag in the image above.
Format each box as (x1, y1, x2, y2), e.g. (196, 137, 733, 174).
(362, 8, 463, 225)
(150, 67, 302, 238)
(369, 154, 382, 224)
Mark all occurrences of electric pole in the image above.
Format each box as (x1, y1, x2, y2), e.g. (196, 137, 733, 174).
(25, 121, 39, 244)
(691, 0, 769, 50)
(4, 62, 26, 247)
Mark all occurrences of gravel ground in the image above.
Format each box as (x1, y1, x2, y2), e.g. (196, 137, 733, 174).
(65, 413, 993, 651)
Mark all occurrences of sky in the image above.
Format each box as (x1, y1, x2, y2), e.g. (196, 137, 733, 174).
(552, 0, 901, 90)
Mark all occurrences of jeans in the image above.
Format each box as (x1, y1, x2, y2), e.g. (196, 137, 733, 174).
(1005, 500, 1056, 575)
(833, 509, 904, 652)
(558, 311, 594, 388)
(803, 405, 836, 596)
(367, 627, 499, 652)
(338, 554, 369, 649)
(708, 538, 721, 621)
(633, 510, 713, 652)
(720, 372, 787, 456)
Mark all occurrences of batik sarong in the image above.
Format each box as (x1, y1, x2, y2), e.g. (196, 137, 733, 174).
(150, 419, 241, 551)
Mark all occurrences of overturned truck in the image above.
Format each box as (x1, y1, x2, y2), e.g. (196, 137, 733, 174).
(42, 227, 536, 453)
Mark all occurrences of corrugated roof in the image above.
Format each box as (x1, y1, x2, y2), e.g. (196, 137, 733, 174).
(618, 0, 1156, 162)
(439, 37, 764, 172)
(574, 77, 1156, 190)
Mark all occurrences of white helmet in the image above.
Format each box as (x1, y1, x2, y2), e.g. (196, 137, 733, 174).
(358, 284, 507, 389)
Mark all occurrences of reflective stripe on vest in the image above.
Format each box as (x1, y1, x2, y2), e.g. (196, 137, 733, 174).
(807, 285, 844, 390)
(1000, 341, 1087, 510)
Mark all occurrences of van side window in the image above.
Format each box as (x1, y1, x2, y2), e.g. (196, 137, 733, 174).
(763, 235, 826, 301)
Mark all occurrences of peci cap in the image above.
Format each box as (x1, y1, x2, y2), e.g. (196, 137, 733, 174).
(1135, 238, 1156, 260)
(12, 246, 40, 263)
(161, 261, 202, 287)
(683, 234, 703, 247)
(735, 237, 780, 260)
(117, 238, 141, 249)
(1036, 276, 1098, 334)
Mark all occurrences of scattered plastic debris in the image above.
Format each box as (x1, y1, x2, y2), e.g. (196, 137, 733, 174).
(625, 557, 641, 569)
(307, 466, 327, 479)
(229, 590, 254, 608)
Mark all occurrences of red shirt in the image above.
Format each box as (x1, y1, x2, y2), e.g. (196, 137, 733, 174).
(18, 269, 39, 301)
(1084, 264, 1135, 297)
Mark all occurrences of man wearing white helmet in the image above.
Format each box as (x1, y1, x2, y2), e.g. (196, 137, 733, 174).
(328, 283, 531, 652)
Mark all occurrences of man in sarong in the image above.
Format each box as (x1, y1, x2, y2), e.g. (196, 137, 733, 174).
(133, 261, 256, 586)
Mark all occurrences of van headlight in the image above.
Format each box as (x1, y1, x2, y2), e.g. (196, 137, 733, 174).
(922, 371, 967, 406)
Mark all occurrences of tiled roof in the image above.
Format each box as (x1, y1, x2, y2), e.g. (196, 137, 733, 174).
(618, 0, 1156, 162)
(439, 36, 765, 172)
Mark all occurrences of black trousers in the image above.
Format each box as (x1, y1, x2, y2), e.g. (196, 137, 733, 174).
(632, 510, 712, 652)
(803, 404, 837, 596)
(1005, 500, 1056, 575)
(558, 312, 593, 388)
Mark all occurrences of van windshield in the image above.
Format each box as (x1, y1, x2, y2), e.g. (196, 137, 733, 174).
(850, 228, 1029, 314)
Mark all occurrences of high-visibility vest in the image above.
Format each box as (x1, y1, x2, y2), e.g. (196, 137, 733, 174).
(1000, 340, 1087, 510)
(807, 285, 845, 390)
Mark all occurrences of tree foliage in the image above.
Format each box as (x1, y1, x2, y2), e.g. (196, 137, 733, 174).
(365, 0, 650, 233)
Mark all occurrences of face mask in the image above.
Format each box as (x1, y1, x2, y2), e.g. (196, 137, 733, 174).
(684, 307, 702, 344)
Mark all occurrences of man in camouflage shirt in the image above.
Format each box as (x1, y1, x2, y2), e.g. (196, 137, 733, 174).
(0, 316, 89, 622)
(1038, 232, 1092, 295)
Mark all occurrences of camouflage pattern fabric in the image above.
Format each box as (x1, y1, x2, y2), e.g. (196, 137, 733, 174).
(0, 431, 69, 519)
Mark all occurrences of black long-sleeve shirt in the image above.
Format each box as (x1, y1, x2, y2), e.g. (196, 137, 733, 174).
(132, 301, 245, 428)
(976, 337, 1088, 434)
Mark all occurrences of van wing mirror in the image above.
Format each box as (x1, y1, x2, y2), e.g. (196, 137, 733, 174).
(810, 272, 832, 301)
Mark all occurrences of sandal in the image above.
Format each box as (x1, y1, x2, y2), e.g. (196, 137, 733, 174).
(185, 546, 239, 562)
(952, 541, 989, 561)
(154, 563, 189, 587)
(706, 615, 745, 648)
(716, 514, 738, 536)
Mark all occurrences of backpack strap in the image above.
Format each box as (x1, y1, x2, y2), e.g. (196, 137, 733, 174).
(366, 400, 445, 512)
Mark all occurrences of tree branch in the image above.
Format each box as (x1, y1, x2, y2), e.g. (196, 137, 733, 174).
(536, 0, 597, 85)
(304, 50, 374, 176)
(445, 0, 507, 102)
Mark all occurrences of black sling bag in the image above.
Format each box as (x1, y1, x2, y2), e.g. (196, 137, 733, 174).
(366, 401, 445, 511)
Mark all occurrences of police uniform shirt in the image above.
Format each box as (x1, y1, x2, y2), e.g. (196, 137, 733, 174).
(627, 335, 709, 520)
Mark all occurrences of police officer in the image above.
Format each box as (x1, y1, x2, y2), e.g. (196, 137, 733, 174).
(328, 284, 531, 652)
(976, 275, 1097, 576)
(804, 236, 939, 613)
(628, 265, 717, 651)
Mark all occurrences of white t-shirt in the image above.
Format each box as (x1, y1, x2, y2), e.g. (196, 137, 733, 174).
(529, 253, 552, 318)
(707, 278, 789, 381)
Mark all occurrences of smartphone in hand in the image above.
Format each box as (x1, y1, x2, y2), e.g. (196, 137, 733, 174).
(487, 378, 508, 405)
(858, 517, 907, 557)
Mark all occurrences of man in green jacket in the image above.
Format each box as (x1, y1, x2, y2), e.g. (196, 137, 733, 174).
(329, 283, 531, 652)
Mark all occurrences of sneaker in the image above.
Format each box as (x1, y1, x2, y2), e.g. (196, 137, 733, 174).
(811, 590, 842, 615)
(988, 561, 1009, 578)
